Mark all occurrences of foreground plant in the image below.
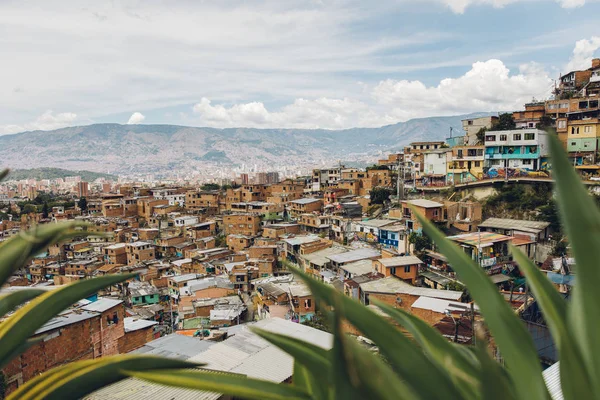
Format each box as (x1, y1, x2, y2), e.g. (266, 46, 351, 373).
(126, 134, 596, 399)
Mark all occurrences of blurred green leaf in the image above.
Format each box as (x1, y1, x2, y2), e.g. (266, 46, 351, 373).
(548, 133, 600, 396)
(330, 302, 362, 400)
(251, 327, 330, 373)
(0, 169, 8, 182)
(252, 327, 331, 399)
(0, 273, 135, 368)
(338, 330, 419, 400)
(128, 369, 312, 400)
(415, 211, 549, 400)
(9, 355, 200, 400)
(293, 361, 328, 400)
(374, 301, 479, 400)
(473, 337, 515, 399)
(0, 289, 45, 317)
(0, 222, 87, 287)
(289, 266, 463, 399)
(511, 245, 592, 400)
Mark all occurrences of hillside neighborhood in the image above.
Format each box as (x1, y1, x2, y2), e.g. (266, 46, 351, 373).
(1, 58, 595, 399)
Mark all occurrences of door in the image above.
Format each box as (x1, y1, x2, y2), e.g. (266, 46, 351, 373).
(533, 159, 538, 170)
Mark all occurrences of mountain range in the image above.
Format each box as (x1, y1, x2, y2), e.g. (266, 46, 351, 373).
(0, 112, 494, 176)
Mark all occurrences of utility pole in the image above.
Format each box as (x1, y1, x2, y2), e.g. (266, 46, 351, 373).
(397, 158, 403, 204)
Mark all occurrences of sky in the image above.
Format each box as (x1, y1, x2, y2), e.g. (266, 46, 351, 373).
(1, 0, 600, 135)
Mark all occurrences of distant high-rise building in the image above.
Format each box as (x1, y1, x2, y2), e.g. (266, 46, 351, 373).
(240, 173, 249, 185)
(77, 181, 89, 198)
(256, 172, 267, 184)
(266, 171, 280, 184)
(102, 183, 112, 193)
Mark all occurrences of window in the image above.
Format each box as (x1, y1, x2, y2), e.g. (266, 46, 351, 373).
(571, 141, 577, 146)
(499, 134, 507, 141)
(522, 159, 532, 165)
(524, 133, 535, 140)
(585, 126, 592, 133)
(404, 265, 411, 273)
(304, 299, 311, 308)
(558, 120, 566, 128)
(390, 267, 396, 275)
(433, 209, 439, 217)
(513, 134, 522, 141)
(468, 120, 473, 125)
(485, 135, 496, 142)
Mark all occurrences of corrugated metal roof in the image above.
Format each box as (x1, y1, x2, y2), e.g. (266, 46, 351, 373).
(404, 199, 443, 208)
(81, 298, 123, 313)
(301, 246, 348, 267)
(87, 318, 332, 400)
(479, 218, 550, 232)
(327, 248, 381, 264)
(85, 377, 221, 400)
(543, 362, 563, 400)
(340, 259, 373, 276)
(131, 334, 215, 359)
(411, 296, 476, 314)
(360, 276, 463, 300)
(36, 310, 98, 335)
(379, 255, 423, 267)
(124, 317, 158, 332)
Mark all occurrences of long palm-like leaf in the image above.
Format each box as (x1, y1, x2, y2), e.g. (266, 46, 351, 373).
(0, 169, 8, 181)
(252, 326, 331, 399)
(548, 133, 600, 397)
(473, 337, 516, 399)
(415, 211, 549, 400)
(0, 289, 45, 317)
(9, 355, 200, 400)
(511, 245, 592, 400)
(289, 266, 463, 399)
(0, 222, 86, 286)
(127, 369, 312, 400)
(293, 361, 329, 400)
(0, 273, 135, 368)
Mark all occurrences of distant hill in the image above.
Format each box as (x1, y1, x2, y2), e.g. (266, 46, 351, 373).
(4, 168, 116, 182)
(0, 112, 495, 175)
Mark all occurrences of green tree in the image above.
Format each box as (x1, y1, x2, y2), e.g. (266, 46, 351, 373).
(536, 115, 554, 131)
(369, 187, 392, 205)
(200, 183, 220, 191)
(476, 127, 487, 144)
(21, 204, 38, 215)
(78, 197, 88, 212)
(42, 202, 49, 219)
(409, 231, 432, 255)
(494, 112, 516, 131)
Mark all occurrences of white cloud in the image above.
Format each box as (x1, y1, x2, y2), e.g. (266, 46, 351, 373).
(193, 97, 386, 129)
(439, 0, 587, 13)
(0, 110, 78, 135)
(192, 59, 552, 129)
(371, 59, 552, 121)
(564, 36, 600, 72)
(126, 112, 145, 124)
